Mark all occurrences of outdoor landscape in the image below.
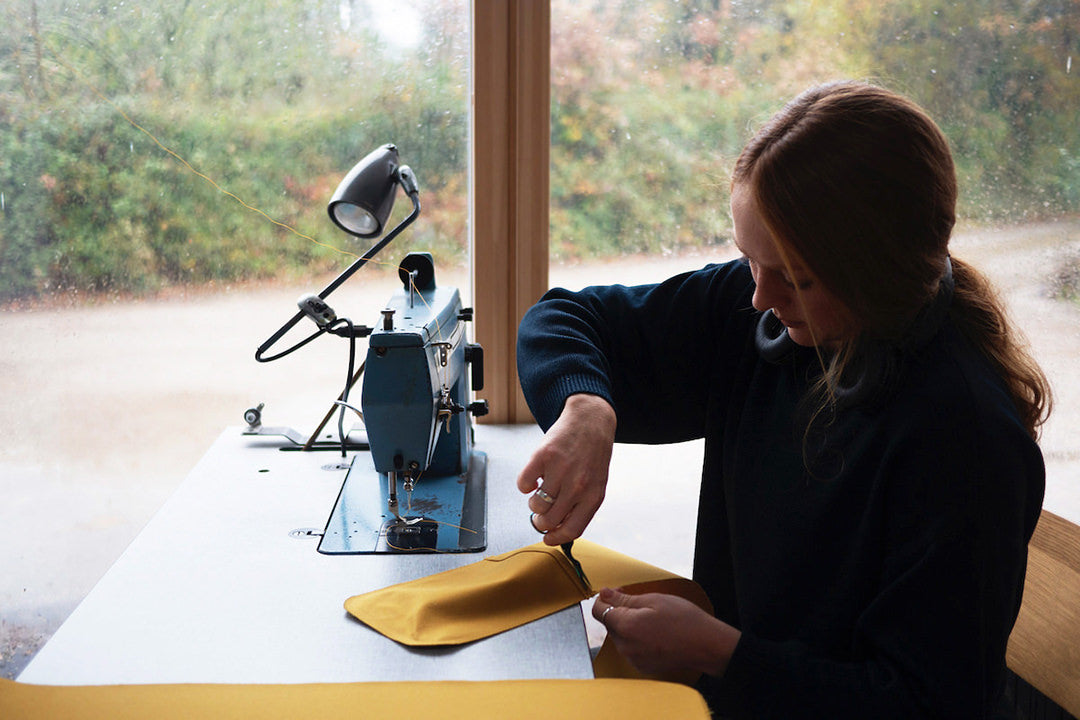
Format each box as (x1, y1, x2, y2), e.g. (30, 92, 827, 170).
(2, 0, 1079, 680)
(3, 0, 1079, 299)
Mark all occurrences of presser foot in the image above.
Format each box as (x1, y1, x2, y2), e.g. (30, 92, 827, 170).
(317, 451, 487, 554)
(384, 517, 438, 551)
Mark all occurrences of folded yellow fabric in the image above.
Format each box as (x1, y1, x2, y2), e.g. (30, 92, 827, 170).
(0, 543, 716, 719)
(344, 539, 712, 652)
(0, 678, 711, 719)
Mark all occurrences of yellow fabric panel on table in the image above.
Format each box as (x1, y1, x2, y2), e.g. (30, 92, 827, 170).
(345, 543, 589, 645)
(343, 539, 713, 684)
(0, 678, 712, 719)
(344, 540, 711, 647)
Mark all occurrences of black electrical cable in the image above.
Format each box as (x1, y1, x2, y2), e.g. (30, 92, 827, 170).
(256, 325, 329, 363)
(335, 318, 357, 458)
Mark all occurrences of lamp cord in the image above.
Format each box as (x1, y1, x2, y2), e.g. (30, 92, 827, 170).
(335, 318, 357, 458)
(256, 325, 329, 363)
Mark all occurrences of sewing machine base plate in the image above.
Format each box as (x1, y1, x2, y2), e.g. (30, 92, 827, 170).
(317, 451, 487, 554)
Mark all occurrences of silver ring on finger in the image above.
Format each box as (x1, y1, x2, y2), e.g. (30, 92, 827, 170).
(600, 606, 613, 625)
(534, 488, 556, 504)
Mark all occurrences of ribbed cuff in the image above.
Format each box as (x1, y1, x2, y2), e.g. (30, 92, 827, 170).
(531, 372, 614, 431)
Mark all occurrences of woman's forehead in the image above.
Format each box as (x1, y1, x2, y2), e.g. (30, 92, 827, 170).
(730, 188, 808, 273)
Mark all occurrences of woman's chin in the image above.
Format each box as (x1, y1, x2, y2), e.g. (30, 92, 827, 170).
(785, 325, 814, 346)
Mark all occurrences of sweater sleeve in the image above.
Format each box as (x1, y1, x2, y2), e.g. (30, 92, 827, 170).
(515, 260, 756, 441)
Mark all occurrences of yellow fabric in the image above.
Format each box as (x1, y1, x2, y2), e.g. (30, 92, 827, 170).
(346, 543, 587, 645)
(344, 540, 713, 683)
(0, 678, 711, 719)
(0, 542, 717, 717)
(344, 540, 711, 647)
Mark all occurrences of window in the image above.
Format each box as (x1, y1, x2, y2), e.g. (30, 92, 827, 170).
(3, 0, 1078, 680)
(0, 0, 469, 678)
(548, 0, 1080, 569)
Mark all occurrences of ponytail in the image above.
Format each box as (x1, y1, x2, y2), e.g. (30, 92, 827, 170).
(950, 258, 1052, 440)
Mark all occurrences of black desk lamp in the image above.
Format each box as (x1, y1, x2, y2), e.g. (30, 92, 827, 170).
(255, 144, 420, 363)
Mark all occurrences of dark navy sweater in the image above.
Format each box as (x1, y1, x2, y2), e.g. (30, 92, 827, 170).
(516, 259, 1044, 719)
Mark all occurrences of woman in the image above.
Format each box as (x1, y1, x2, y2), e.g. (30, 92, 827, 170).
(516, 82, 1051, 718)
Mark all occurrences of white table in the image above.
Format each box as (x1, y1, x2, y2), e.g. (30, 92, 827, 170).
(18, 425, 593, 684)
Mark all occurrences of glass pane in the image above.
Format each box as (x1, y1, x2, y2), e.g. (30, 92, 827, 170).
(0, 0, 468, 678)
(550, 0, 1080, 568)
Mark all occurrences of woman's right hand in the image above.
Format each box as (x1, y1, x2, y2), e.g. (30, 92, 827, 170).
(517, 393, 617, 545)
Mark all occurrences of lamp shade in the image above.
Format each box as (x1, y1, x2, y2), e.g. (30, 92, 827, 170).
(328, 144, 400, 238)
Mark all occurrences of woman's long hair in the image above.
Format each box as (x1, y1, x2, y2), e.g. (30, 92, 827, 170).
(732, 81, 1051, 439)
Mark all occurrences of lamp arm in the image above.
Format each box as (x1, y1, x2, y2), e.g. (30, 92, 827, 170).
(318, 190, 420, 300)
(254, 190, 421, 364)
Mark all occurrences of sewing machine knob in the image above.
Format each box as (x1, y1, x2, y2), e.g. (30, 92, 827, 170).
(468, 400, 489, 417)
(458, 307, 474, 322)
(243, 403, 264, 427)
(464, 343, 484, 391)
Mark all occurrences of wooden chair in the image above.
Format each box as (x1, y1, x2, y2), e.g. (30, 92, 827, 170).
(1005, 509, 1080, 719)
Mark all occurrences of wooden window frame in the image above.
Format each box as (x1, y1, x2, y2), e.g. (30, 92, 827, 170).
(471, 0, 550, 424)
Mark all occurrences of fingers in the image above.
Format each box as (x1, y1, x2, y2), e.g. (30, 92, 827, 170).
(592, 587, 633, 628)
(526, 475, 606, 545)
(538, 498, 601, 545)
(527, 494, 571, 542)
(519, 452, 575, 543)
(526, 486, 557, 515)
(518, 393, 617, 543)
(516, 452, 544, 494)
(590, 589, 739, 679)
(519, 443, 599, 544)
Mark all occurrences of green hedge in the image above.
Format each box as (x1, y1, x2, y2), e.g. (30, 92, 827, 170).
(2, 0, 1077, 300)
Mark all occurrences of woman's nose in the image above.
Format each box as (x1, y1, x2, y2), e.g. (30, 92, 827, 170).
(752, 273, 788, 313)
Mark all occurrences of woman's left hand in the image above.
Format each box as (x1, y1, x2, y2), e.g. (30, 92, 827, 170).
(592, 587, 741, 679)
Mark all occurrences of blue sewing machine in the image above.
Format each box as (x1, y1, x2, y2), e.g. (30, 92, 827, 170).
(250, 146, 487, 553)
(317, 252, 488, 554)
